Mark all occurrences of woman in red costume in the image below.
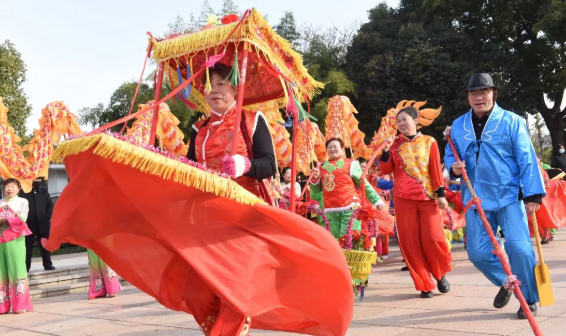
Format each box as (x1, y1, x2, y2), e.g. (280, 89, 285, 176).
(187, 64, 276, 197)
(44, 62, 353, 336)
(43, 47, 352, 336)
(379, 106, 452, 298)
(184, 64, 349, 335)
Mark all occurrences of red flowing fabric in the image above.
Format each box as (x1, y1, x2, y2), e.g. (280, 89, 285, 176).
(375, 208, 395, 236)
(43, 148, 353, 336)
(529, 179, 566, 229)
(356, 188, 395, 236)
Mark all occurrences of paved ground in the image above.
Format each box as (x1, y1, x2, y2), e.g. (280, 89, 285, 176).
(3, 231, 565, 335)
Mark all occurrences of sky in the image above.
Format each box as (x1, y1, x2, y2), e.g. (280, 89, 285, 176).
(0, 0, 400, 133)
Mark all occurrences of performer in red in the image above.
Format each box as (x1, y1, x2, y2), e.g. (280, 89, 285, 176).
(44, 63, 354, 336)
(185, 64, 350, 335)
(379, 106, 452, 298)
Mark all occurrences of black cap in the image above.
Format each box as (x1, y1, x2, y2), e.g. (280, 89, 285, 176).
(466, 73, 497, 91)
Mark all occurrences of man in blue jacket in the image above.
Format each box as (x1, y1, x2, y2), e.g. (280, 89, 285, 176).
(444, 73, 545, 319)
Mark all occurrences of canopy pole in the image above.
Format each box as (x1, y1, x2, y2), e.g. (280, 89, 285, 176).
(290, 112, 299, 213)
(231, 43, 250, 155)
(150, 62, 165, 145)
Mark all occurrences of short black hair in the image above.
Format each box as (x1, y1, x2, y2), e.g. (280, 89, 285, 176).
(2, 178, 21, 189)
(208, 63, 233, 81)
(357, 157, 367, 164)
(280, 167, 292, 182)
(325, 138, 344, 149)
(397, 106, 418, 120)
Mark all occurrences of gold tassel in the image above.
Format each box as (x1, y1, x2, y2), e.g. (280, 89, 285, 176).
(53, 134, 266, 207)
(205, 65, 212, 93)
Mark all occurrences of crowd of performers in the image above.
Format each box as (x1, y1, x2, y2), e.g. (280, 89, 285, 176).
(2, 67, 565, 336)
(0, 178, 122, 314)
(275, 72, 565, 321)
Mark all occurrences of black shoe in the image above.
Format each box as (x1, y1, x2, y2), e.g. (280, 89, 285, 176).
(493, 287, 512, 308)
(401, 266, 409, 271)
(541, 239, 549, 245)
(44, 265, 56, 271)
(420, 291, 433, 298)
(437, 276, 450, 293)
(517, 303, 537, 319)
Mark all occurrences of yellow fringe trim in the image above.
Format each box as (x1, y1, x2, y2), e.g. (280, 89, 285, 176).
(343, 249, 377, 282)
(551, 172, 565, 181)
(151, 8, 323, 103)
(53, 134, 266, 207)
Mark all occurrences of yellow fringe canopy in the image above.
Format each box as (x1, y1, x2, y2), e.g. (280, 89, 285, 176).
(151, 8, 323, 112)
(53, 133, 265, 207)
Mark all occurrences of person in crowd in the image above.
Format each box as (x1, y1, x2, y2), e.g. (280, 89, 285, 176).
(445, 73, 545, 319)
(87, 249, 122, 300)
(20, 177, 55, 272)
(310, 138, 384, 239)
(551, 144, 566, 172)
(380, 106, 451, 298)
(0, 178, 33, 314)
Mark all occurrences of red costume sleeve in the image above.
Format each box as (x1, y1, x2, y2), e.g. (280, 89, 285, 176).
(379, 151, 394, 175)
(428, 141, 444, 192)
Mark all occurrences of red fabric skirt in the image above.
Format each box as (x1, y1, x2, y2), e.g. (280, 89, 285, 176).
(43, 148, 353, 335)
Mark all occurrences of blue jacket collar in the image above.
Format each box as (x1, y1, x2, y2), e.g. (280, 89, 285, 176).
(462, 103, 504, 142)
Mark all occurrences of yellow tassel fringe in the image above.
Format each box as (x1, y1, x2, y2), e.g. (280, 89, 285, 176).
(343, 249, 378, 282)
(151, 8, 323, 104)
(53, 134, 266, 207)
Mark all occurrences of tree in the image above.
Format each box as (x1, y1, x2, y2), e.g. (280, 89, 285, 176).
(0, 40, 32, 136)
(298, 23, 358, 130)
(79, 82, 154, 131)
(79, 80, 198, 139)
(530, 113, 552, 162)
(274, 11, 301, 48)
(197, 0, 215, 27)
(219, 0, 240, 17)
(345, 4, 476, 143)
(163, 14, 199, 38)
(422, 0, 566, 150)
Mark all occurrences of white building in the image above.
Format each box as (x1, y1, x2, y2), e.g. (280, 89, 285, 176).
(47, 164, 69, 203)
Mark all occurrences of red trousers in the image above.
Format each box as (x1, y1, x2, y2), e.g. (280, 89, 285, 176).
(184, 266, 249, 335)
(375, 235, 389, 255)
(395, 197, 452, 292)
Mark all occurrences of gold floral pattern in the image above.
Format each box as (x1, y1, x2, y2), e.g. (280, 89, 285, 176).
(322, 173, 336, 192)
(200, 315, 218, 336)
(15, 278, 26, 297)
(0, 285, 9, 304)
(397, 136, 436, 199)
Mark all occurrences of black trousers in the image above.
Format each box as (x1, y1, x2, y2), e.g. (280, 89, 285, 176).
(25, 231, 53, 272)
